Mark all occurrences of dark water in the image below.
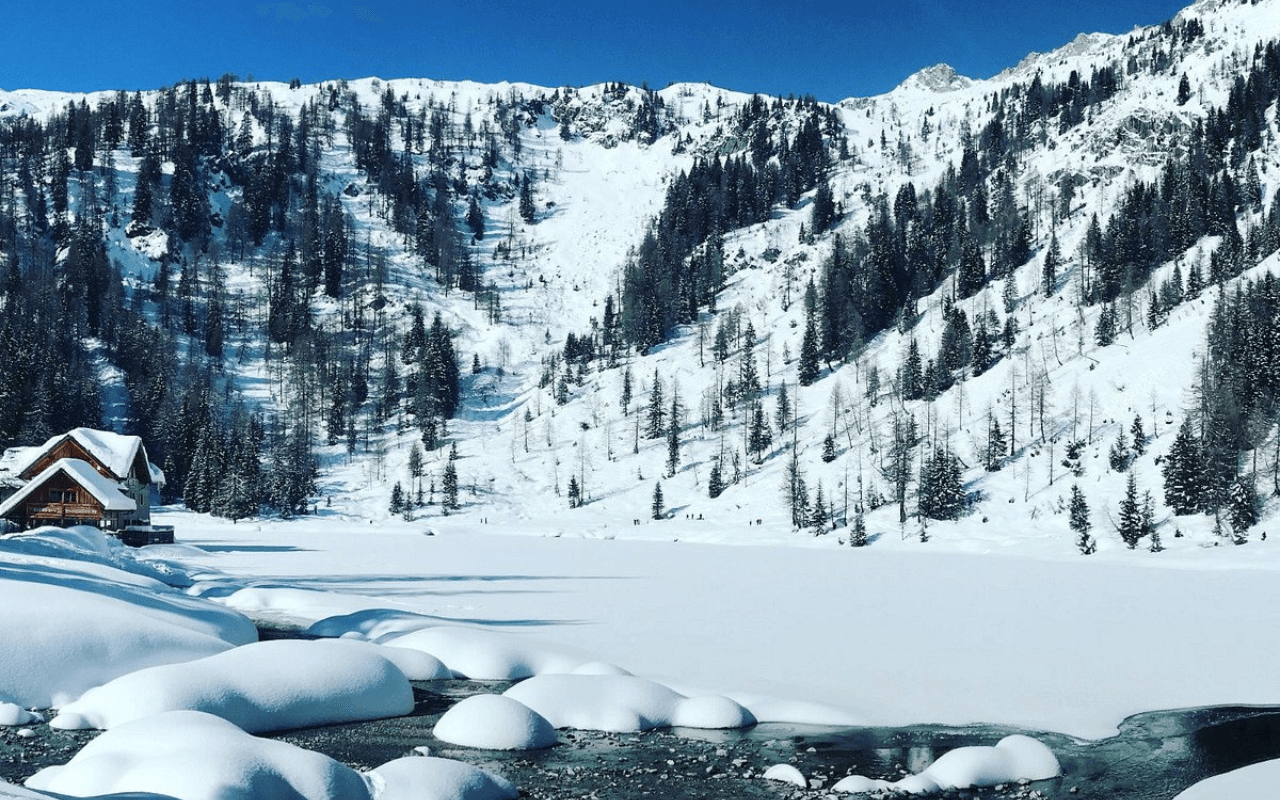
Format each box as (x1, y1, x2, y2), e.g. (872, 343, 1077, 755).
(267, 676, 1280, 800)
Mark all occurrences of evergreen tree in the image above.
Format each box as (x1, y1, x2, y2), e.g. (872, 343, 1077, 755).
(466, 194, 484, 239)
(708, 459, 725, 499)
(666, 388, 681, 477)
(1095, 302, 1117, 347)
(1228, 476, 1257, 543)
(621, 366, 633, 413)
(1042, 232, 1061, 297)
(809, 483, 828, 530)
(646, 370, 665, 439)
(1130, 414, 1146, 456)
(985, 415, 1006, 471)
(799, 314, 820, 386)
(442, 459, 459, 511)
(651, 481, 664, 519)
(822, 433, 836, 463)
(1069, 484, 1095, 554)
(850, 508, 868, 547)
(901, 339, 924, 401)
(1117, 470, 1144, 548)
(1162, 418, 1205, 514)
(390, 482, 405, 515)
(518, 174, 536, 224)
(567, 474, 582, 508)
(918, 446, 965, 520)
(1109, 427, 1131, 472)
(747, 404, 772, 463)
(775, 382, 791, 434)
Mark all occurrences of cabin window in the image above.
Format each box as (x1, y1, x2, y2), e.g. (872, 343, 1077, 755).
(48, 489, 76, 504)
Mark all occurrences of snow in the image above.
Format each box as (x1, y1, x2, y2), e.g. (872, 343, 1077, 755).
(50, 639, 414, 733)
(167, 520, 1280, 739)
(0, 527, 254, 709)
(832, 735, 1059, 794)
(502, 674, 755, 732)
(27, 710, 520, 800)
(762, 764, 808, 788)
(1174, 758, 1280, 800)
(0, 703, 40, 727)
(432, 694, 558, 750)
(26, 710, 371, 800)
(366, 757, 518, 800)
(377, 625, 590, 681)
(0, 458, 136, 518)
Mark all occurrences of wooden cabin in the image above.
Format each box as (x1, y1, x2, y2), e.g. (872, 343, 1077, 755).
(0, 428, 165, 533)
(0, 458, 139, 530)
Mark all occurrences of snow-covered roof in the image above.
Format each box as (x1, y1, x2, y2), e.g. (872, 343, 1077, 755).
(0, 458, 137, 517)
(18, 428, 158, 484)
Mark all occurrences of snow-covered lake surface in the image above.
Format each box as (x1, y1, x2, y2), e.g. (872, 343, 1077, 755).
(4, 514, 1280, 799)
(155, 511, 1280, 741)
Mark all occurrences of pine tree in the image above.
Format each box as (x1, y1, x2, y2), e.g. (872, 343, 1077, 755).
(1117, 470, 1143, 548)
(666, 398, 680, 477)
(901, 339, 924, 401)
(1069, 484, 1095, 554)
(1228, 476, 1257, 543)
(1095, 302, 1117, 347)
(390, 482, 405, 515)
(651, 481, 664, 520)
(799, 314, 820, 386)
(442, 459, 459, 511)
(985, 415, 1006, 471)
(747, 404, 772, 463)
(518, 174, 536, 224)
(1042, 232, 1060, 297)
(774, 382, 791, 434)
(919, 446, 965, 520)
(1162, 418, 1205, 514)
(621, 366, 633, 413)
(821, 433, 836, 463)
(708, 460, 725, 499)
(850, 508, 868, 547)
(809, 484, 828, 531)
(646, 370, 665, 439)
(466, 194, 485, 239)
(1109, 427, 1131, 472)
(1130, 414, 1146, 456)
(567, 475, 582, 508)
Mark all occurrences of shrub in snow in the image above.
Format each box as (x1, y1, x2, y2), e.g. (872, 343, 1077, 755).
(433, 694, 558, 750)
(27, 710, 372, 800)
(368, 757, 518, 800)
(51, 639, 413, 733)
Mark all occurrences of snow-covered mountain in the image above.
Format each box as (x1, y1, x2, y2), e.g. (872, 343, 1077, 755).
(1, 0, 1278, 559)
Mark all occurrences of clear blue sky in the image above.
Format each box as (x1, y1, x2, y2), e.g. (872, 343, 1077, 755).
(7, 1, 1191, 101)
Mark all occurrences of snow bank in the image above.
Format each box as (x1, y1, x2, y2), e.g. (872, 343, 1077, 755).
(367, 757, 518, 800)
(0, 702, 40, 726)
(50, 639, 413, 733)
(0, 529, 255, 709)
(832, 735, 1060, 794)
(503, 674, 755, 732)
(1174, 759, 1280, 800)
(380, 626, 588, 680)
(26, 710, 371, 800)
(763, 764, 808, 788)
(433, 694, 558, 750)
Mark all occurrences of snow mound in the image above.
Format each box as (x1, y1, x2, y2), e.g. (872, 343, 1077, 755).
(763, 764, 807, 788)
(0, 534, 254, 709)
(832, 735, 1060, 795)
(0, 702, 40, 726)
(570, 662, 633, 676)
(1174, 757, 1280, 800)
(26, 710, 372, 800)
(50, 639, 413, 733)
(433, 694, 558, 750)
(308, 608, 442, 641)
(367, 757, 518, 800)
(365, 642, 453, 680)
(503, 674, 755, 732)
(379, 626, 587, 680)
(671, 694, 757, 729)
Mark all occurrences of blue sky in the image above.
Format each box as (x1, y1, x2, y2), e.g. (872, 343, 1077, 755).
(9, 1, 1191, 101)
